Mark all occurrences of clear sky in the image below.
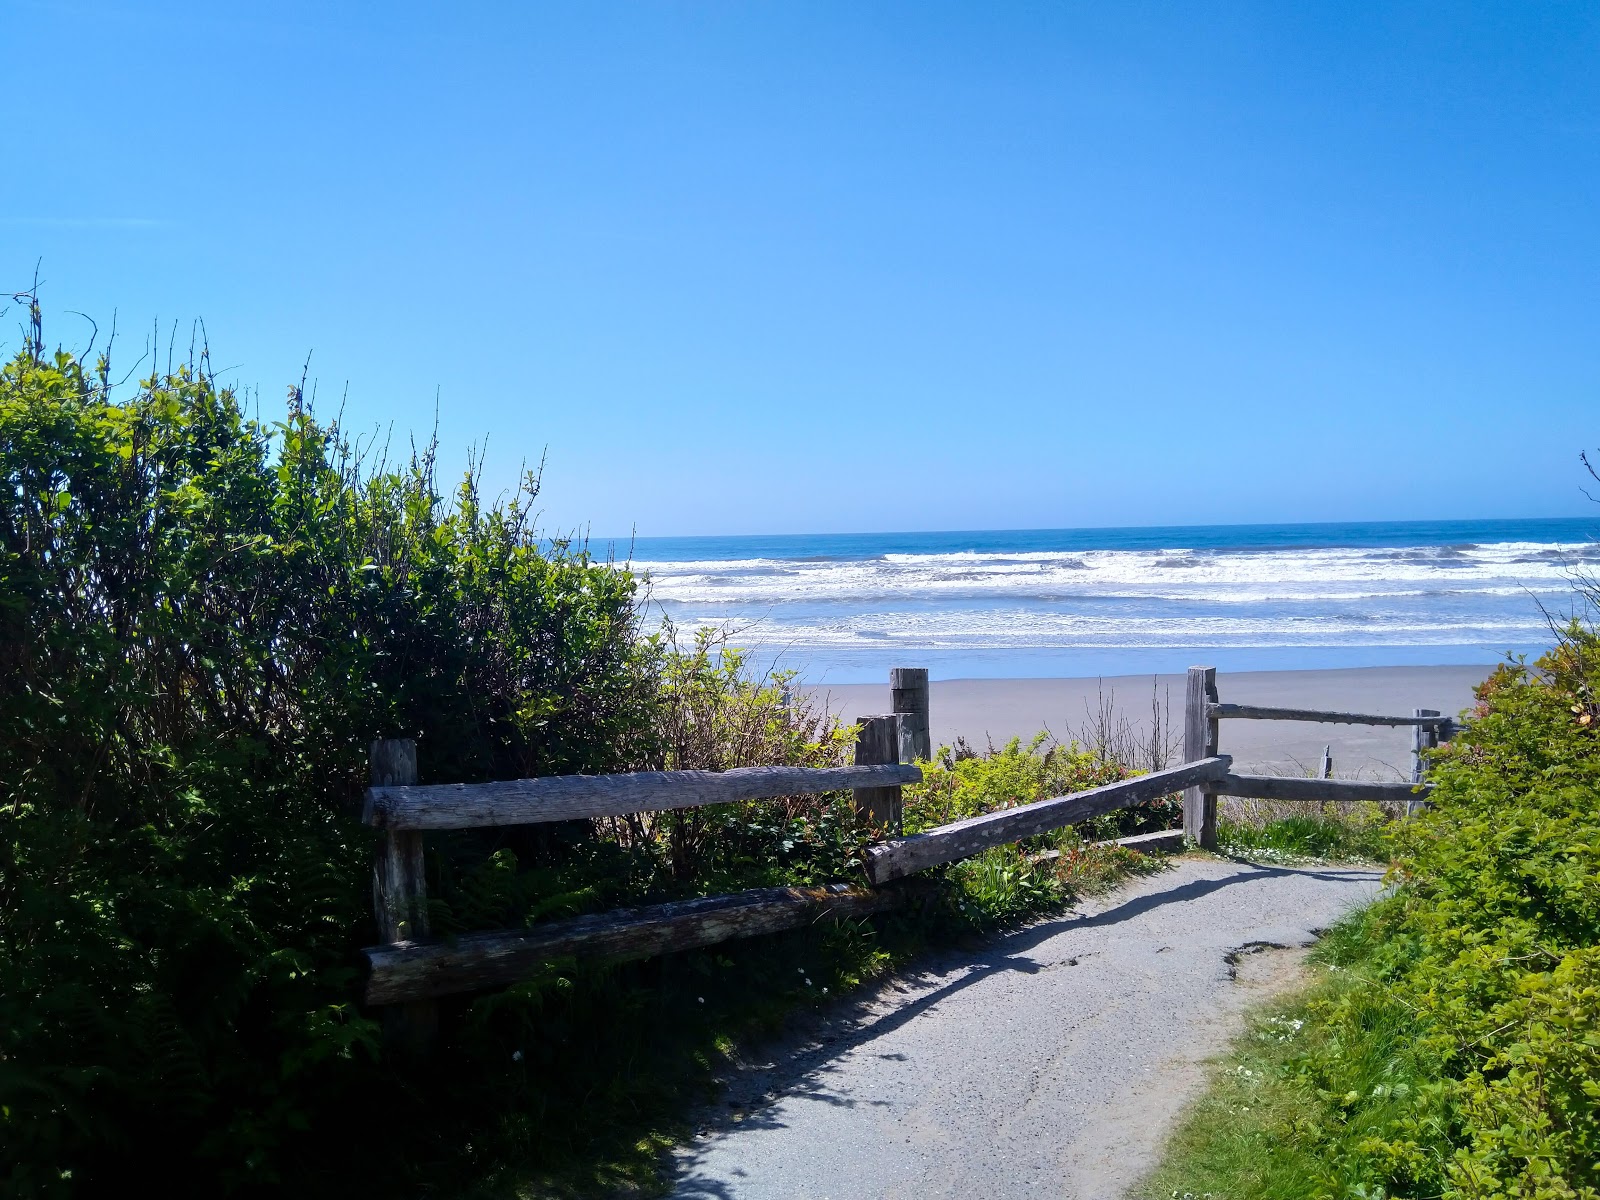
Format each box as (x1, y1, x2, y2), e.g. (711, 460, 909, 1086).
(6, 1, 1599, 537)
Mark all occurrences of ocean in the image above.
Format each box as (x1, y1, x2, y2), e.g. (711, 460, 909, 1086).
(608, 517, 1600, 683)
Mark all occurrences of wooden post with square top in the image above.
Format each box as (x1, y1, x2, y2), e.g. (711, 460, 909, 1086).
(1409, 708, 1440, 816)
(853, 715, 904, 833)
(1183, 667, 1220, 849)
(890, 667, 932, 763)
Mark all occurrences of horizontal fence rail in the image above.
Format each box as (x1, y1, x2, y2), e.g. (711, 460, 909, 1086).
(864, 756, 1231, 885)
(364, 883, 909, 1004)
(364, 763, 925, 830)
(1213, 773, 1432, 806)
(359, 664, 1468, 1025)
(1208, 702, 1460, 732)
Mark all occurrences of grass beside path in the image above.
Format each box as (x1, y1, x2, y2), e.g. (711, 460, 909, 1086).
(1136, 912, 1412, 1200)
(1218, 810, 1389, 863)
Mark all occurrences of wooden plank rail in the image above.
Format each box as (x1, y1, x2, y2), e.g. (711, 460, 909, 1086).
(364, 763, 924, 831)
(1208, 702, 1459, 732)
(1214, 773, 1432, 805)
(363, 883, 910, 1004)
(864, 756, 1231, 885)
(358, 666, 1470, 1023)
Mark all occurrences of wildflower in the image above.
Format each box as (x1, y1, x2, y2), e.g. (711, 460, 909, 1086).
(511, 1049, 523, 1062)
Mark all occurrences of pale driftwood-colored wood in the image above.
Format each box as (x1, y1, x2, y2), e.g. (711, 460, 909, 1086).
(1214, 773, 1431, 805)
(1210, 702, 1458, 731)
(370, 740, 428, 943)
(373, 829, 428, 942)
(1409, 709, 1440, 815)
(364, 763, 923, 831)
(853, 715, 904, 832)
(363, 883, 907, 1004)
(368, 738, 436, 1048)
(1113, 828, 1187, 854)
(864, 756, 1231, 884)
(891, 667, 932, 763)
(1032, 828, 1187, 862)
(1183, 667, 1220, 849)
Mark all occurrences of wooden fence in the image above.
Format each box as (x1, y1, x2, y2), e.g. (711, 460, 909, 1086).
(1182, 665, 1457, 848)
(362, 664, 1448, 1039)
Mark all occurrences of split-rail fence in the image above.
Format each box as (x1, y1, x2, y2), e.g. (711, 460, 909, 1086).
(363, 665, 1454, 1044)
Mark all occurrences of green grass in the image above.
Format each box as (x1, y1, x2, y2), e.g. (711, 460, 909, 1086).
(1217, 810, 1389, 863)
(1137, 912, 1436, 1200)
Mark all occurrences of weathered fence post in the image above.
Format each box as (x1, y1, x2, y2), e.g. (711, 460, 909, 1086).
(891, 667, 932, 763)
(369, 738, 437, 1050)
(1183, 666, 1220, 849)
(1408, 708, 1440, 816)
(853, 715, 904, 833)
(1318, 744, 1334, 816)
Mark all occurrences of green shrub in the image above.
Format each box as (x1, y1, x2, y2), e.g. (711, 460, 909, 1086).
(907, 733, 1179, 837)
(907, 735, 1173, 929)
(0, 341, 655, 1195)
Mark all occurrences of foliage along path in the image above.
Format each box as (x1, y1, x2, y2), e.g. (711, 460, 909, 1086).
(670, 857, 1381, 1200)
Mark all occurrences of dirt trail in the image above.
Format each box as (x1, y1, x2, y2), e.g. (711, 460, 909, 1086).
(670, 857, 1382, 1200)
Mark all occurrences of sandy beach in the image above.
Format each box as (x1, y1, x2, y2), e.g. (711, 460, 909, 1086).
(802, 663, 1494, 778)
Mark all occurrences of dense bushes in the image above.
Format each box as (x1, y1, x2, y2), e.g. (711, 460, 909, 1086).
(0, 340, 658, 1194)
(1359, 636, 1600, 1196)
(1147, 632, 1600, 1200)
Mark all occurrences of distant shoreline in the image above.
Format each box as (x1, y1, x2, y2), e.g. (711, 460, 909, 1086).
(801, 663, 1493, 778)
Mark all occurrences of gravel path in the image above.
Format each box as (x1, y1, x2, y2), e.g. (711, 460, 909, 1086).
(670, 857, 1383, 1200)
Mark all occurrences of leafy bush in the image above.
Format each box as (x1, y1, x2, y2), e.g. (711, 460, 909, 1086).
(0, 340, 655, 1195)
(907, 735, 1174, 929)
(908, 733, 1180, 837)
(622, 628, 866, 890)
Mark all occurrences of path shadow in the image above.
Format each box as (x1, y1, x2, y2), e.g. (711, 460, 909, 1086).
(669, 859, 1380, 1195)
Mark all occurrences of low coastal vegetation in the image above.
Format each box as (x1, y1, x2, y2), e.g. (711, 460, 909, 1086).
(1145, 634, 1600, 1200)
(0, 331, 1176, 1197)
(1218, 808, 1389, 863)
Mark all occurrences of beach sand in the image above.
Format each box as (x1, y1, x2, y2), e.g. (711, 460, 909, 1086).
(801, 664, 1494, 778)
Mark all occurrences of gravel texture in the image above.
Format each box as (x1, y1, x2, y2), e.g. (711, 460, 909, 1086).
(670, 857, 1383, 1200)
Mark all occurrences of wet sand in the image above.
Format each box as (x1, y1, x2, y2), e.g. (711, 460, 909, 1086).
(801, 664, 1494, 778)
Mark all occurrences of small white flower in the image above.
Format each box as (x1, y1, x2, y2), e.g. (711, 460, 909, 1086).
(697, 996, 705, 1003)
(511, 1049, 523, 1062)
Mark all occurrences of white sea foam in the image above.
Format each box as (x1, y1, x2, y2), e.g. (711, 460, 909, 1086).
(662, 608, 1551, 651)
(634, 540, 1597, 606)
(634, 537, 1595, 658)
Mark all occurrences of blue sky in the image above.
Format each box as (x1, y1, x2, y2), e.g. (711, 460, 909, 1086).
(6, 1, 1599, 536)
